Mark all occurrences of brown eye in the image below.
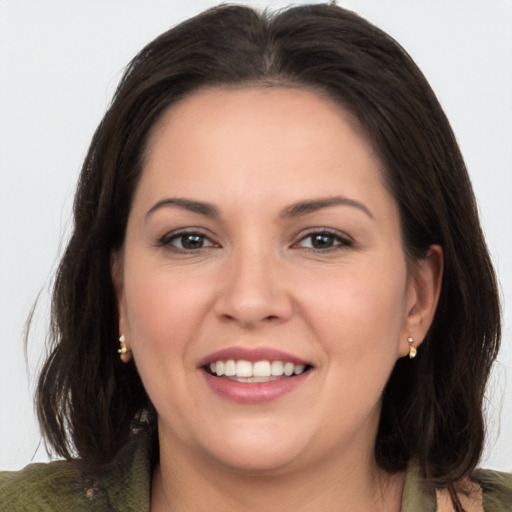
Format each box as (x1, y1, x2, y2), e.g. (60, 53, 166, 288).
(310, 234, 336, 249)
(179, 234, 206, 249)
(159, 231, 216, 251)
(296, 230, 352, 251)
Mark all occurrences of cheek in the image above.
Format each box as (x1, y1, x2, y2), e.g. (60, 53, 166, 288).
(298, 258, 408, 363)
(122, 260, 212, 360)
(120, 263, 214, 423)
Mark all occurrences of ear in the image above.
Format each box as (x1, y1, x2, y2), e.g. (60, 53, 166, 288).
(111, 250, 132, 362)
(399, 245, 443, 357)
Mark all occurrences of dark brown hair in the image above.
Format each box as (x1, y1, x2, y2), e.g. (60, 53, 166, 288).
(36, 2, 500, 504)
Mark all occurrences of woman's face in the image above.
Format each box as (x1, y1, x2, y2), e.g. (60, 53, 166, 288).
(116, 87, 440, 474)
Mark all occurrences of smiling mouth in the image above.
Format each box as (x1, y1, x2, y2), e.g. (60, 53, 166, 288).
(204, 359, 313, 383)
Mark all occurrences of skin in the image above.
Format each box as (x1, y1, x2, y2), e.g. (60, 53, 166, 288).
(115, 87, 443, 511)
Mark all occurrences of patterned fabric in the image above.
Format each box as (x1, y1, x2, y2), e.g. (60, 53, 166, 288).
(1, 431, 511, 511)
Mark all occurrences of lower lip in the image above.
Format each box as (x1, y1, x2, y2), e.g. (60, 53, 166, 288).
(202, 370, 311, 403)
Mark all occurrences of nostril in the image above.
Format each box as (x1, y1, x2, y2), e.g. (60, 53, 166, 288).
(213, 281, 294, 326)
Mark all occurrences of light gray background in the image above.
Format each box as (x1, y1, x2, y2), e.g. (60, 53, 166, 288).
(1, 0, 511, 471)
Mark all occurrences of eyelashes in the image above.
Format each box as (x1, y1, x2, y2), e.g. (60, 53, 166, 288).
(156, 228, 353, 253)
(157, 230, 217, 251)
(294, 229, 353, 251)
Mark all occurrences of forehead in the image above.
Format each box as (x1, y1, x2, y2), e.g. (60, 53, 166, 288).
(144, 86, 380, 171)
(148, 85, 369, 145)
(136, 86, 392, 216)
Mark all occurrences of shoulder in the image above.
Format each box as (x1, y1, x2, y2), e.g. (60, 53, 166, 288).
(0, 460, 101, 511)
(403, 462, 512, 512)
(473, 468, 512, 511)
(0, 430, 155, 511)
(438, 468, 512, 512)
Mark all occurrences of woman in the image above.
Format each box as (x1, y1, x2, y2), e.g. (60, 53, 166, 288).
(1, 3, 511, 511)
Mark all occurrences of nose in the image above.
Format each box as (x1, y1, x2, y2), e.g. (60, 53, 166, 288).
(213, 245, 294, 328)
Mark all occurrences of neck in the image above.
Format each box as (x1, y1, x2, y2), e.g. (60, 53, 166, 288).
(151, 434, 405, 512)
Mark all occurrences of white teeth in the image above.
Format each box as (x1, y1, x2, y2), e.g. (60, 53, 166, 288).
(253, 361, 271, 377)
(207, 359, 308, 379)
(271, 360, 284, 376)
(284, 362, 294, 376)
(236, 360, 253, 377)
(225, 359, 236, 376)
(293, 365, 305, 375)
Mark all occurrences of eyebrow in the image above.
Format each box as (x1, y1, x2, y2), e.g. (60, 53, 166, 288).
(281, 196, 374, 219)
(146, 195, 373, 221)
(146, 198, 220, 219)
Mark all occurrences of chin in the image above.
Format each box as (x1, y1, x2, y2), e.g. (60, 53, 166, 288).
(198, 423, 311, 475)
(209, 446, 303, 475)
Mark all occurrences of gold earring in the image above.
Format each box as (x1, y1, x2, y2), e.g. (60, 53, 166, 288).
(407, 336, 417, 359)
(118, 334, 132, 362)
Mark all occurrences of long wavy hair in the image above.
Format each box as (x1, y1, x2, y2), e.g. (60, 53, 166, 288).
(36, 4, 500, 509)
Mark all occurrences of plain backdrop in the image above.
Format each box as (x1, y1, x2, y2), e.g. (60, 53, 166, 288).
(1, 0, 511, 471)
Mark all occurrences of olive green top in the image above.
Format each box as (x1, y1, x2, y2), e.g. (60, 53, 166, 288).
(1, 432, 511, 511)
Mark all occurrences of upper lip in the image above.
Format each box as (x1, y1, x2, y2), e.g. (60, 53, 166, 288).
(197, 347, 312, 368)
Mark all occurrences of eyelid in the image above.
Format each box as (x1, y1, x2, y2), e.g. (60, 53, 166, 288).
(292, 228, 354, 250)
(156, 228, 219, 251)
